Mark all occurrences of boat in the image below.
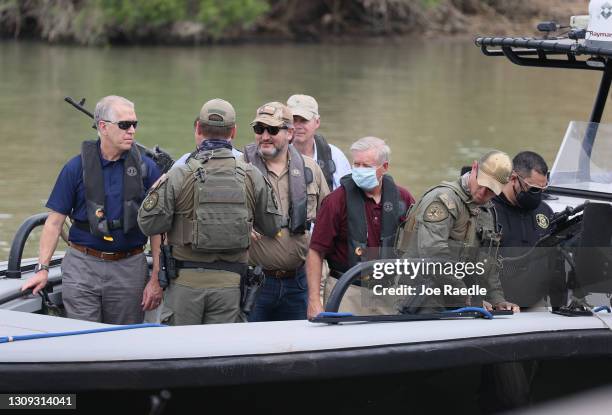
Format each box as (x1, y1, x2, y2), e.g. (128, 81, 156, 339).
(3, 2, 612, 413)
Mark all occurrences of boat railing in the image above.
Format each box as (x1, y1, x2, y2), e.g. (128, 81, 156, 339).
(3, 213, 61, 279)
(325, 258, 402, 312)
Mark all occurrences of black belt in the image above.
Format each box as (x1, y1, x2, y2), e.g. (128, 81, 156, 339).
(175, 260, 247, 276)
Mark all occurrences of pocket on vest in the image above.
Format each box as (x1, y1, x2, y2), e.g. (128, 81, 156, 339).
(192, 184, 250, 252)
(193, 217, 250, 251)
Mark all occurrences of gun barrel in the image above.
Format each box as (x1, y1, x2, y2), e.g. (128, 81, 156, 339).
(64, 97, 94, 119)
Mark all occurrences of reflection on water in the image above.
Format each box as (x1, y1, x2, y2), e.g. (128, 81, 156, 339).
(0, 40, 605, 259)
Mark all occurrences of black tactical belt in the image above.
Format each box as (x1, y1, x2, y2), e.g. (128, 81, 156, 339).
(174, 260, 247, 276)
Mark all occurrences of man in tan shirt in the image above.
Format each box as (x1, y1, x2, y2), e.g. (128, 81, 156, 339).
(243, 101, 330, 321)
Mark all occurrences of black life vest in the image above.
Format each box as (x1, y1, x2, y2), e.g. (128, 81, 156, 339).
(493, 194, 553, 247)
(336, 174, 406, 271)
(76, 140, 146, 239)
(243, 143, 312, 234)
(493, 194, 557, 305)
(314, 134, 336, 190)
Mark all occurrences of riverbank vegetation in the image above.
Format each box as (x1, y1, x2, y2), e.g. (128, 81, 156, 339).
(0, 0, 585, 45)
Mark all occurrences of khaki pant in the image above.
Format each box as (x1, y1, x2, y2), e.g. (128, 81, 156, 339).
(161, 269, 242, 325)
(61, 247, 148, 325)
(323, 276, 397, 315)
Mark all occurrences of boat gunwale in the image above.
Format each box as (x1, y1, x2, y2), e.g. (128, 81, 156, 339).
(1, 328, 611, 392)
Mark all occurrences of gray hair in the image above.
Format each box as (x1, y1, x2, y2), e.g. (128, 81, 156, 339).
(350, 136, 390, 164)
(94, 95, 135, 130)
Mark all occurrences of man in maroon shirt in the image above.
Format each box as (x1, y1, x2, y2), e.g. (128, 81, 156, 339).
(306, 136, 415, 318)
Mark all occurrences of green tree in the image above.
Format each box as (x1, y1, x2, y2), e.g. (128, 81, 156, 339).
(196, 0, 268, 38)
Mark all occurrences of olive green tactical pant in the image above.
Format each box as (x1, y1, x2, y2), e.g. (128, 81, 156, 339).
(161, 270, 242, 325)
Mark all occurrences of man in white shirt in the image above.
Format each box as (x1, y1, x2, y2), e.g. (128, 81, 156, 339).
(287, 94, 351, 190)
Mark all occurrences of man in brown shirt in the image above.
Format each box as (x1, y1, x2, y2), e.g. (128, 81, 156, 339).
(243, 101, 330, 321)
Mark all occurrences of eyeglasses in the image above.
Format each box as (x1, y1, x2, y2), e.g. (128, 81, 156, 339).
(103, 120, 138, 130)
(516, 174, 547, 194)
(253, 124, 287, 136)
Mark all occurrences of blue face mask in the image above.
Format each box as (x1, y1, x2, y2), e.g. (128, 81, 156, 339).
(352, 166, 379, 190)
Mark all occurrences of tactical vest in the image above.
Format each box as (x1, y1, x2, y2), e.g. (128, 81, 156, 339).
(76, 140, 146, 239)
(243, 143, 312, 234)
(314, 134, 336, 190)
(336, 174, 406, 272)
(173, 150, 250, 253)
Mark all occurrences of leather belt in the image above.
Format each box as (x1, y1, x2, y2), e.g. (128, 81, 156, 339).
(263, 265, 304, 279)
(70, 243, 144, 261)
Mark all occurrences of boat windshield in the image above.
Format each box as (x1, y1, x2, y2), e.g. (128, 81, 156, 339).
(549, 121, 612, 195)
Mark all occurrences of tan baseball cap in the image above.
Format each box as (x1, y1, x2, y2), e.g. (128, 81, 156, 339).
(199, 98, 236, 127)
(252, 102, 293, 127)
(477, 150, 512, 195)
(287, 94, 319, 120)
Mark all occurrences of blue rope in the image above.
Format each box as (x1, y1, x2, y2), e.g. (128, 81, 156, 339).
(316, 312, 354, 318)
(444, 307, 494, 319)
(593, 306, 612, 313)
(1, 323, 165, 344)
(317, 308, 495, 319)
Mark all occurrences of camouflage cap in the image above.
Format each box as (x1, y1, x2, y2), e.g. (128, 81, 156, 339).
(477, 150, 512, 195)
(251, 102, 293, 128)
(199, 98, 236, 127)
(287, 94, 319, 120)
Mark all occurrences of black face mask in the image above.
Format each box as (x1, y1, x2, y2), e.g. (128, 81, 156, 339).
(515, 187, 542, 210)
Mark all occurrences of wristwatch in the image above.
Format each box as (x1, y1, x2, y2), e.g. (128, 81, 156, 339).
(34, 263, 50, 273)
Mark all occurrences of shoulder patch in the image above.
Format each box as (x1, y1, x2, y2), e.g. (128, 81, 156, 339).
(142, 192, 159, 211)
(423, 201, 449, 223)
(438, 193, 456, 211)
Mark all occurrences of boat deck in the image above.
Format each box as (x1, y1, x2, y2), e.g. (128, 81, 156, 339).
(2, 310, 612, 362)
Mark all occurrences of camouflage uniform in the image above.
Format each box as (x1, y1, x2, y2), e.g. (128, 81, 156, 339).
(396, 175, 506, 310)
(138, 99, 282, 325)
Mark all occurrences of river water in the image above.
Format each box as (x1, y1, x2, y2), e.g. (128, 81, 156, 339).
(0, 39, 604, 259)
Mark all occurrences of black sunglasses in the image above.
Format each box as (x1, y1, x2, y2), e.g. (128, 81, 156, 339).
(253, 124, 287, 136)
(104, 120, 138, 130)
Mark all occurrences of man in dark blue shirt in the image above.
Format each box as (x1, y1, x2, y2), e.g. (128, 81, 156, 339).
(22, 95, 163, 324)
(481, 151, 564, 412)
(492, 151, 562, 307)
